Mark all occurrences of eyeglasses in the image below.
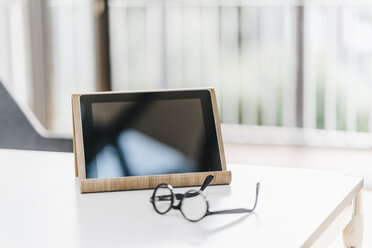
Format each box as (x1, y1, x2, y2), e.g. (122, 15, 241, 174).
(150, 175, 260, 222)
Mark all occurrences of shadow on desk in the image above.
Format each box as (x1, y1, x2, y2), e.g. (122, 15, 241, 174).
(73, 183, 262, 247)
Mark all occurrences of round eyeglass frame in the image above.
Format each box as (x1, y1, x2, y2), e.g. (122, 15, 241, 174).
(151, 183, 210, 222)
(150, 175, 260, 222)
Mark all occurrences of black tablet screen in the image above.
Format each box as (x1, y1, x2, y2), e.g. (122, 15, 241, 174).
(80, 90, 222, 179)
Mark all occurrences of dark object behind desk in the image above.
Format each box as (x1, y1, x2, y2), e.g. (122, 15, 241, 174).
(0, 81, 72, 152)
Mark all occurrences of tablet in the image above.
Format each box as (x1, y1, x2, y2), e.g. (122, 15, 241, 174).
(72, 88, 231, 193)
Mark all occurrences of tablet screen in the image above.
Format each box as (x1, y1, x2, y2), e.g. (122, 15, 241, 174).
(80, 90, 222, 179)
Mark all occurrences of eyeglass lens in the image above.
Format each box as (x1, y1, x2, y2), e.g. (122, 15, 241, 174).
(154, 185, 173, 214)
(180, 190, 208, 221)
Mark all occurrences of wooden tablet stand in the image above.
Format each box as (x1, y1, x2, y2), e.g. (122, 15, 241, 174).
(72, 89, 231, 193)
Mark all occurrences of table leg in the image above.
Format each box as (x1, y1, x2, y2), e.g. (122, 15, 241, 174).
(342, 190, 363, 248)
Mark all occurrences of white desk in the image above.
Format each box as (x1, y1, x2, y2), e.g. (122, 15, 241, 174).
(0, 149, 363, 248)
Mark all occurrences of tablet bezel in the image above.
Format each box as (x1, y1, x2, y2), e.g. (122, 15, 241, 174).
(72, 88, 231, 193)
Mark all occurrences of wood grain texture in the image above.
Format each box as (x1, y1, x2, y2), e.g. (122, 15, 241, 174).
(72, 94, 86, 179)
(210, 88, 227, 171)
(72, 95, 78, 177)
(72, 88, 231, 193)
(80, 170, 232, 193)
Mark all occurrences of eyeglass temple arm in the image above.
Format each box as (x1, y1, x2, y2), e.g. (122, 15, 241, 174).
(155, 189, 206, 202)
(173, 175, 214, 200)
(200, 175, 214, 191)
(208, 182, 260, 216)
(152, 175, 215, 202)
(155, 191, 204, 202)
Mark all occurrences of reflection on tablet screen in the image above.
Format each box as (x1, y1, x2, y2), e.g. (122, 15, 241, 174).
(87, 129, 196, 178)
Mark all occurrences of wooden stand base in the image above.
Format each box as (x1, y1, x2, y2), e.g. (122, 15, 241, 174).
(80, 170, 232, 193)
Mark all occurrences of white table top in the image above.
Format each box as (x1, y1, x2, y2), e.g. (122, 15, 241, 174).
(0, 149, 363, 248)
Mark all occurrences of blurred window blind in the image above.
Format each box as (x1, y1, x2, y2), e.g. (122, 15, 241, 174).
(0, 0, 34, 114)
(47, 0, 98, 132)
(108, 0, 300, 127)
(0, 0, 109, 135)
(2, 0, 372, 147)
(108, 0, 372, 136)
